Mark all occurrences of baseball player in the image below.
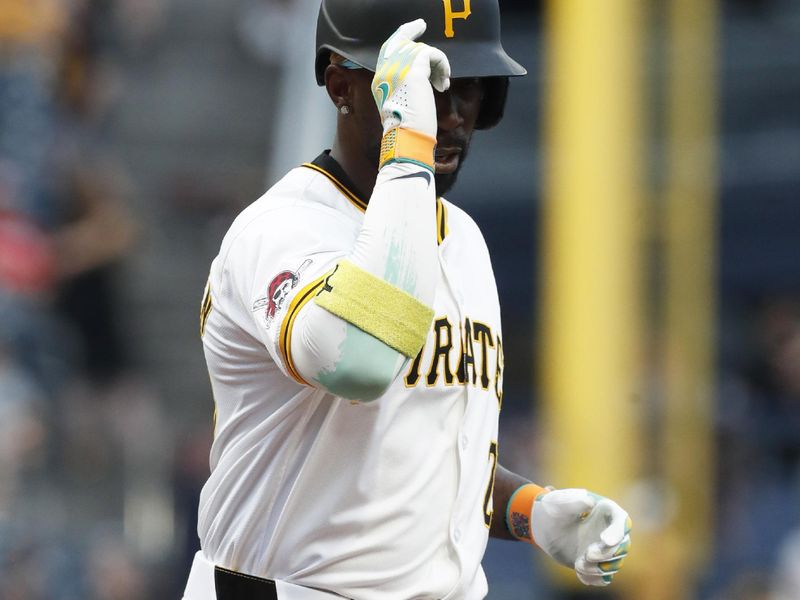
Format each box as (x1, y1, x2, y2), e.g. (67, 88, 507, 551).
(184, 1, 632, 598)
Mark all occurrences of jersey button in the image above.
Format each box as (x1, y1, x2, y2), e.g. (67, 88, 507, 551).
(454, 528, 462, 543)
(460, 434, 469, 450)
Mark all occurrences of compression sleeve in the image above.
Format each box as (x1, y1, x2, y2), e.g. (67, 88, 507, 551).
(288, 161, 438, 400)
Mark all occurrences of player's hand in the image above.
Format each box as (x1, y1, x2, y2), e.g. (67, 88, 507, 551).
(531, 488, 632, 586)
(371, 19, 451, 139)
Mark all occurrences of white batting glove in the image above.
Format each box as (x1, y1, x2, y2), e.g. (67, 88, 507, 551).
(531, 489, 632, 586)
(371, 19, 451, 139)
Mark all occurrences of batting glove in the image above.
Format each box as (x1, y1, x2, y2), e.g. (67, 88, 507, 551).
(531, 488, 632, 586)
(371, 19, 450, 140)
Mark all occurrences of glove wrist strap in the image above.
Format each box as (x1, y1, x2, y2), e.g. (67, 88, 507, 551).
(506, 483, 548, 544)
(379, 127, 436, 172)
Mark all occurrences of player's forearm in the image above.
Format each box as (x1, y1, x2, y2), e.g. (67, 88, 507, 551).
(348, 161, 438, 302)
(490, 464, 534, 540)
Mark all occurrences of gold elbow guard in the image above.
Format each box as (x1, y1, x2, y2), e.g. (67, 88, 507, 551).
(314, 261, 433, 358)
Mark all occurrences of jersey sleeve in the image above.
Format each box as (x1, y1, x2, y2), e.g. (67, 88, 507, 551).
(213, 203, 356, 382)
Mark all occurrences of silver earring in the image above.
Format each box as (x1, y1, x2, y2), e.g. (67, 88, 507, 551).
(339, 105, 350, 115)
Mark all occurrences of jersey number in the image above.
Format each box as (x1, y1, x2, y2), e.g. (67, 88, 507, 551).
(483, 440, 498, 528)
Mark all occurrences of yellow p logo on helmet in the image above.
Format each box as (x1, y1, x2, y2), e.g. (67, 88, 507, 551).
(442, 0, 471, 38)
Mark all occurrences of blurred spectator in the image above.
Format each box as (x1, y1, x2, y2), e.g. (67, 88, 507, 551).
(712, 296, 800, 593)
(48, 0, 137, 384)
(51, 161, 136, 383)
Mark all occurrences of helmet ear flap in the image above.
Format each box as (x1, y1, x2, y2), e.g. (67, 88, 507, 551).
(475, 77, 509, 130)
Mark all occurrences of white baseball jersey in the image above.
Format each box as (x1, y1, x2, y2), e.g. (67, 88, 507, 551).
(198, 151, 505, 600)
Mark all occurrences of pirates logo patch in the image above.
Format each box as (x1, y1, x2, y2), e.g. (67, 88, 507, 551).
(253, 259, 312, 328)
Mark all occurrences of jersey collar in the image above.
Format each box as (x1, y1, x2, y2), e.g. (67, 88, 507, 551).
(303, 151, 368, 212)
(302, 151, 448, 244)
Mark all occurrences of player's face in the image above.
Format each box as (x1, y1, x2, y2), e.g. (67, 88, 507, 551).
(431, 77, 484, 196)
(351, 73, 485, 197)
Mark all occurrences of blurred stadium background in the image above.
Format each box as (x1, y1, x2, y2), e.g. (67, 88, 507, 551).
(0, 0, 798, 598)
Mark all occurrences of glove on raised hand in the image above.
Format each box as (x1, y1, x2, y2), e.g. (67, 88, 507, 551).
(530, 488, 632, 586)
(371, 19, 450, 171)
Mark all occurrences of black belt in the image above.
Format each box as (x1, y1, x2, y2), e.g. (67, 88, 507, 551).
(214, 566, 279, 600)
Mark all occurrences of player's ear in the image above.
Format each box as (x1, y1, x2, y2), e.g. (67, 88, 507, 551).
(324, 64, 353, 113)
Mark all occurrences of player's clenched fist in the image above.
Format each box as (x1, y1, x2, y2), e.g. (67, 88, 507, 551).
(372, 19, 450, 142)
(508, 486, 632, 586)
(533, 489, 631, 586)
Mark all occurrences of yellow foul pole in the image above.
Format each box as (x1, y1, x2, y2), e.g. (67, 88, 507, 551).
(540, 0, 644, 538)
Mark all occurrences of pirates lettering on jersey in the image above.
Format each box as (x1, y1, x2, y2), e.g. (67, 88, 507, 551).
(427, 317, 455, 386)
(472, 321, 494, 390)
(406, 315, 503, 403)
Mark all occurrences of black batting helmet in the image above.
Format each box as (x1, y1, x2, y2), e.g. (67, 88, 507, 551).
(315, 0, 526, 129)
